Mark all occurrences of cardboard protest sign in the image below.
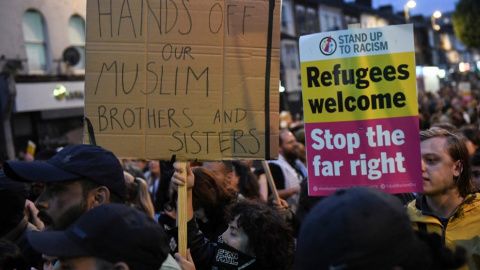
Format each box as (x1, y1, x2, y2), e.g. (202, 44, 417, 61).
(300, 24, 423, 196)
(84, 0, 280, 161)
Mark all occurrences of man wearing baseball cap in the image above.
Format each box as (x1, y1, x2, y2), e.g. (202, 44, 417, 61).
(3, 144, 126, 231)
(28, 203, 180, 270)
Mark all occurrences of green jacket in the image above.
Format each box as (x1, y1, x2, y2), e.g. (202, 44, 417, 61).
(407, 193, 480, 270)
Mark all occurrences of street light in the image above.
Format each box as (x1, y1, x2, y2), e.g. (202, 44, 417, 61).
(404, 0, 416, 23)
(431, 10, 442, 31)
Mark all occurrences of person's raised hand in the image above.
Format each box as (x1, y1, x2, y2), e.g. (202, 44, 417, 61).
(174, 249, 196, 270)
(171, 162, 194, 190)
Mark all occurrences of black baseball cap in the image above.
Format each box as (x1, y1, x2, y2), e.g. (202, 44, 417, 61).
(28, 204, 170, 270)
(3, 144, 125, 200)
(295, 187, 418, 270)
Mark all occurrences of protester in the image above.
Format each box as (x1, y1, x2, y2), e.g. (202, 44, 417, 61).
(120, 158, 146, 180)
(41, 254, 58, 270)
(0, 171, 42, 269)
(124, 171, 155, 218)
(0, 239, 29, 270)
(28, 203, 187, 270)
(146, 160, 162, 203)
(471, 152, 480, 191)
(147, 160, 175, 213)
(460, 125, 480, 156)
(156, 161, 176, 212)
(170, 162, 295, 270)
(2, 144, 126, 231)
(407, 128, 480, 269)
(291, 126, 307, 166)
(191, 167, 237, 241)
(296, 186, 467, 270)
(231, 161, 262, 201)
(430, 122, 459, 133)
(202, 161, 235, 189)
(249, 161, 269, 201)
(296, 175, 324, 224)
(267, 130, 307, 213)
(135, 159, 149, 175)
(159, 166, 236, 242)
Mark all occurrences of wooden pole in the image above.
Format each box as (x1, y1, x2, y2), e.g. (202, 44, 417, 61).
(177, 161, 188, 258)
(261, 160, 280, 202)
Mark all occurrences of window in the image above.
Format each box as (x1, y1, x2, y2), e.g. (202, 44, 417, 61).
(333, 17, 339, 30)
(281, 5, 289, 29)
(281, 2, 295, 36)
(306, 8, 317, 34)
(296, 6, 306, 35)
(324, 14, 330, 31)
(23, 10, 48, 72)
(68, 15, 86, 70)
(284, 43, 298, 69)
(296, 5, 317, 35)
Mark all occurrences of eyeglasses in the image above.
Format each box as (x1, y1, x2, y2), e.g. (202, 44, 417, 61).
(473, 171, 480, 178)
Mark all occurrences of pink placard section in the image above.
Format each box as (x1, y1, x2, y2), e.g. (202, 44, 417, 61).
(305, 116, 423, 196)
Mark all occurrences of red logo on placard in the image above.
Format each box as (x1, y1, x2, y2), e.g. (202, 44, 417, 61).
(319, 36, 337, 56)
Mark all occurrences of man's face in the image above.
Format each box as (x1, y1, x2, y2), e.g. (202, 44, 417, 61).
(472, 165, 480, 191)
(280, 132, 299, 161)
(420, 137, 461, 196)
(148, 160, 161, 176)
(35, 180, 89, 231)
(221, 215, 252, 256)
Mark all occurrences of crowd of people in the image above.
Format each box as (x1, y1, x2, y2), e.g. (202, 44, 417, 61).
(2, 81, 480, 269)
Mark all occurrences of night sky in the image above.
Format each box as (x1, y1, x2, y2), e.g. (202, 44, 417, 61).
(372, 0, 458, 16)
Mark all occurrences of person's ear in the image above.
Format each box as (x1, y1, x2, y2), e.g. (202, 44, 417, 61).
(92, 186, 110, 206)
(225, 172, 234, 184)
(112, 262, 129, 270)
(453, 160, 463, 177)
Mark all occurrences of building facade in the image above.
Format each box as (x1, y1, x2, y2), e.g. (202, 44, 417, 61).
(0, 0, 87, 160)
(1, 0, 478, 161)
(279, 0, 479, 119)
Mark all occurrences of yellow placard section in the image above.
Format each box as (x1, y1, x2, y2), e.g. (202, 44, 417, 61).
(301, 52, 417, 123)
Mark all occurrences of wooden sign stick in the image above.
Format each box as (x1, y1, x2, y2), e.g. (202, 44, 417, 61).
(177, 161, 188, 258)
(261, 160, 280, 202)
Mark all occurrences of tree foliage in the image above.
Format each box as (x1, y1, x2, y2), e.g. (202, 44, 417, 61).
(452, 0, 480, 48)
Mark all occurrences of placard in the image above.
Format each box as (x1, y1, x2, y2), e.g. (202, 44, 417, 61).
(84, 0, 280, 160)
(300, 24, 423, 196)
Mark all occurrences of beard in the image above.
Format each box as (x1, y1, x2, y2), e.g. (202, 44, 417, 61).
(283, 150, 299, 165)
(49, 199, 88, 231)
